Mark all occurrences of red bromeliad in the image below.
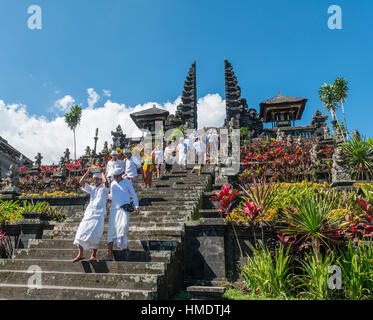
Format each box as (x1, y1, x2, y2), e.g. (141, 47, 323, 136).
(211, 184, 239, 217)
(239, 200, 261, 222)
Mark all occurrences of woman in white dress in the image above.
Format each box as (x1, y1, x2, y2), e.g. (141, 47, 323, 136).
(163, 141, 174, 175)
(73, 168, 109, 262)
(105, 167, 140, 261)
(176, 137, 187, 169)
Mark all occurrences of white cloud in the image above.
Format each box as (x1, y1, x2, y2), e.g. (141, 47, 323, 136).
(53, 95, 75, 112)
(0, 93, 225, 164)
(103, 89, 111, 97)
(87, 88, 100, 108)
(197, 93, 226, 128)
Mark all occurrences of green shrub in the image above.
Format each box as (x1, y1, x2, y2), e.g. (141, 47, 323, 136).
(241, 244, 295, 298)
(338, 241, 373, 300)
(297, 251, 335, 300)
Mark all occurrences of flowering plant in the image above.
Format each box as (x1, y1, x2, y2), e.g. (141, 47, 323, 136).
(211, 184, 239, 217)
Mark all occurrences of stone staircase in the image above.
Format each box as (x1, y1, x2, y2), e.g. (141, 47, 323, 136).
(0, 166, 213, 300)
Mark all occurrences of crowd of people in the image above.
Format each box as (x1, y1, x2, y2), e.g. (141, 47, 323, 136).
(72, 129, 220, 262)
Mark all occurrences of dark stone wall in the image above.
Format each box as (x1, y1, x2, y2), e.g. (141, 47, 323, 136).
(184, 219, 276, 284)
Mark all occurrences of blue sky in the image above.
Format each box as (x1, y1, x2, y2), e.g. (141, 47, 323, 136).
(0, 0, 372, 162)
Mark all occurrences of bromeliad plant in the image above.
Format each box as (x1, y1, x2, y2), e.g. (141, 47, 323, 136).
(277, 194, 346, 262)
(341, 135, 373, 180)
(211, 184, 239, 218)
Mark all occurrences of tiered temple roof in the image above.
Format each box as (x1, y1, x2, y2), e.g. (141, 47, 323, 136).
(173, 62, 198, 129)
(224, 58, 250, 127)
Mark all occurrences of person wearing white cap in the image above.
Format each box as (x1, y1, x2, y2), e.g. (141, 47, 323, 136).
(105, 150, 125, 183)
(105, 167, 140, 260)
(123, 148, 142, 189)
(73, 167, 109, 262)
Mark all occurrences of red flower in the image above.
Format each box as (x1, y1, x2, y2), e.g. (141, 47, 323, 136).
(240, 201, 261, 222)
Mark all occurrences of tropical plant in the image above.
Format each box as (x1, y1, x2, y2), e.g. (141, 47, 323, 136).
(318, 82, 345, 141)
(20, 200, 66, 222)
(337, 241, 373, 300)
(64, 105, 82, 160)
(277, 194, 346, 261)
(239, 173, 278, 215)
(333, 77, 349, 135)
(319, 83, 338, 120)
(0, 200, 23, 222)
(241, 244, 295, 298)
(211, 184, 239, 218)
(240, 137, 313, 182)
(341, 135, 373, 180)
(297, 251, 335, 300)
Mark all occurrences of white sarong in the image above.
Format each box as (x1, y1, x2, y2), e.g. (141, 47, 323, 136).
(73, 208, 105, 250)
(107, 207, 129, 249)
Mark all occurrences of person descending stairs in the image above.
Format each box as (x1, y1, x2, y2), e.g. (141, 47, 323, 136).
(0, 165, 213, 300)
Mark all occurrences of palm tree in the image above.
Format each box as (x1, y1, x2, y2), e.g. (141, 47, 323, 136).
(318, 83, 338, 121)
(333, 77, 349, 136)
(64, 105, 82, 160)
(318, 83, 345, 142)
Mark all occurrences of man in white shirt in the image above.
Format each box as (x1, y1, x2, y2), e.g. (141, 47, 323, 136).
(73, 168, 109, 262)
(105, 150, 125, 184)
(123, 148, 142, 189)
(191, 136, 206, 176)
(105, 167, 140, 261)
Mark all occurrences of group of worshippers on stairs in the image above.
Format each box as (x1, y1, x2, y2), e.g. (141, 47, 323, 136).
(72, 130, 219, 262)
(72, 148, 141, 262)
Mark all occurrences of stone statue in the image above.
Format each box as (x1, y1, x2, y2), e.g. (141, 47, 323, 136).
(1, 164, 20, 193)
(64, 148, 71, 162)
(33, 153, 43, 170)
(331, 147, 353, 186)
(323, 126, 332, 140)
(102, 141, 109, 154)
(310, 141, 322, 165)
(276, 129, 285, 142)
(334, 126, 345, 145)
(57, 156, 68, 178)
(296, 136, 303, 147)
(84, 146, 91, 157)
(111, 125, 127, 149)
(286, 134, 293, 147)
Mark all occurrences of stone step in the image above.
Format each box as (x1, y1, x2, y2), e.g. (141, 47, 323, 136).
(139, 201, 197, 208)
(28, 239, 179, 251)
(199, 209, 220, 218)
(43, 229, 183, 241)
(0, 283, 156, 300)
(0, 270, 161, 291)
(66, 210, 193, 222)
(15, 248, 173, 263)
(57, 221, 185, 229)
(0, 259, 167, 274)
